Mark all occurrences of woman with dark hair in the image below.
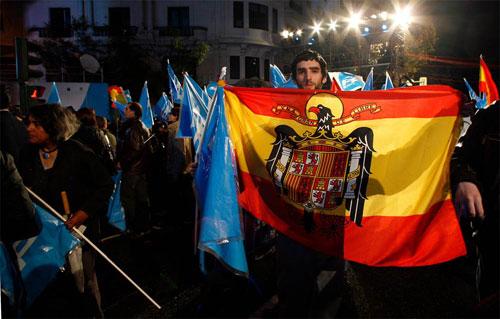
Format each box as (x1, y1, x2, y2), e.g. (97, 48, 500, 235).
(18, 103, 113, 317)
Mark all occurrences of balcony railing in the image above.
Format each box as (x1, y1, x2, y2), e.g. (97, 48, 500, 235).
(29, 27, 74, 38)
(93, 26, 138, 37)
(154, 26, 207, 37)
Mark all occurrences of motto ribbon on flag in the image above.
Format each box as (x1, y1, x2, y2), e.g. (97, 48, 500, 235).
(223, 85, 466, 267)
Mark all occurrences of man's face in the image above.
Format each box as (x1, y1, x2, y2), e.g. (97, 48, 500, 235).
(167, 113, 178, 123)
(295, 60, 327, 90)
(125, 106, 135, 119)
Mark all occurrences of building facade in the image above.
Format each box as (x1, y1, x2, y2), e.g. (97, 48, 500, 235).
(21, 0, 291, 85)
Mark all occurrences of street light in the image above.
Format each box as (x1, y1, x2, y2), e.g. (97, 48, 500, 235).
(328, 19, 338, 32)
(393, 5, 413, 29)
(281, 30, 290, 39)
(348, 12, 362, 30)
(311, 21, 323, 34)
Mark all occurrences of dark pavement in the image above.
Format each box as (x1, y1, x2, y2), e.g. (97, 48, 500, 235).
(94, 224, 487, 318)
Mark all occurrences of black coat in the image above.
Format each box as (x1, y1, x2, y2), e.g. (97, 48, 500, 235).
(451, 106, 499, 216)
(18, 139, 114, 239)
(73, 124, 116, 175)
(0, 151, 39, 242)
(117, 119, 151, 175)
(0, 110, 28, 164)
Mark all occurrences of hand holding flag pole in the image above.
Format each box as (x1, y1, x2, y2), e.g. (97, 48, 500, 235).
(25, 187, 162, 310)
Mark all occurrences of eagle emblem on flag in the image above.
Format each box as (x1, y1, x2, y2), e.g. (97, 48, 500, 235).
(266, 93, 377, 227)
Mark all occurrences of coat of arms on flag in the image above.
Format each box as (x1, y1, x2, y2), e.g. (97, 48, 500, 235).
(266, 93, 379, 227)
(222, 85, 466, 266)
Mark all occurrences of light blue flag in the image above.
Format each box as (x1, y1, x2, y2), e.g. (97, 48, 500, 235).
(196, 86, 248, 275)
(270, 64, 298, 88)
(81, 83, 110, 118)
(154, 92, 173, 123)
(124, 89, 133, 103)
(47, 82, 62, 104)
(282, 78, 299, 88)
(334, 72, 365, 91)
(139, 81, 154, 129)
(185, 73, 210, 108)
(167, 60, 183, 104)
(362, 68, 374, 91)
(206, 81, 218, 98)
(13, 204, 79, 306)
(107, 171, 127, 232)
(0, 242, 18, 305)
(381, 71, 394, 90)
(463, 78, 487, 109)
(270, 64, 286, 88)
(113, 100, 127, 120)
(177, 74, 210, 153)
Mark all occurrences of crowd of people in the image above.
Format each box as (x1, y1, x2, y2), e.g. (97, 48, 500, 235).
(0, 49, 498, 318)
(0, 86, 197, 317)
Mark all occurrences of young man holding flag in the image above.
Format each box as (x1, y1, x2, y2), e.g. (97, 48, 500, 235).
(276, 49, 344, 317)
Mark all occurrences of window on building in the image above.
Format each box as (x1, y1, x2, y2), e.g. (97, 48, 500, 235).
(272, 8, 278, 33)
(230, 56, 240, 79)
(233, 1, 244, 28)
(264, 59, 270, 81)
(168, 7, 189, 28)
(49, 8, 71, 37)
(249, 3, 268, 31)
(245, 56, 260, 78)
(109, 7, 130, 36)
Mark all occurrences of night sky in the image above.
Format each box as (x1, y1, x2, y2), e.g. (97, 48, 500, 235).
(427, 0, 499, 60)
(422, 0, 499, 85)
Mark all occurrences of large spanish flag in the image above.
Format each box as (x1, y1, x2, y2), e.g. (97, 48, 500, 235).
(224, 85, 466, 266)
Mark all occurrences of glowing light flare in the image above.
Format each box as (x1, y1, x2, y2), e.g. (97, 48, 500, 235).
(281, 30, 290, 38)
(296, 29, 303, 36)
(393, 5, 413, 28)
(328, 19, 338, 31)
(311, 21, 323, 34)
(379, 11, 388, 20)
(348, 12, 362, 29)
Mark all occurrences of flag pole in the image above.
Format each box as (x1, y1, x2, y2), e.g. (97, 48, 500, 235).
(25, 187, 162, 310)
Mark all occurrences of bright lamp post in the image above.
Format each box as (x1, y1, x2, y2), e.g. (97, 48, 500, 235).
(280, 3, 416, 77)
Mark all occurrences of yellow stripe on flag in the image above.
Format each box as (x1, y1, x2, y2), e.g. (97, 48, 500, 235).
(225, 90, 460, 217)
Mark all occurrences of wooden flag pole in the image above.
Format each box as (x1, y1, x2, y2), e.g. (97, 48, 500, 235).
(26, 187, 162, 310)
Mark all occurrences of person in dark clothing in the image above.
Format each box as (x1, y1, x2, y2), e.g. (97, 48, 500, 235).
(73, 107, 116, 175)
(1, 150, 40, 317)
(0, 85, 28, 164)
(117, 102, 151, 233)
(149, 119, 170, 229)
(18, 103, 113, 318)
(276, 49, 345, 317)
(96, 115, 117, 158)
(451, 105, 499, 314)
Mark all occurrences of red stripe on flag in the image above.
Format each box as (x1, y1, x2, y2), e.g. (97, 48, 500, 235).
(238, 171, 466, 266)
(226, 85, 461, 121)
(343, 199, 466, 266)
